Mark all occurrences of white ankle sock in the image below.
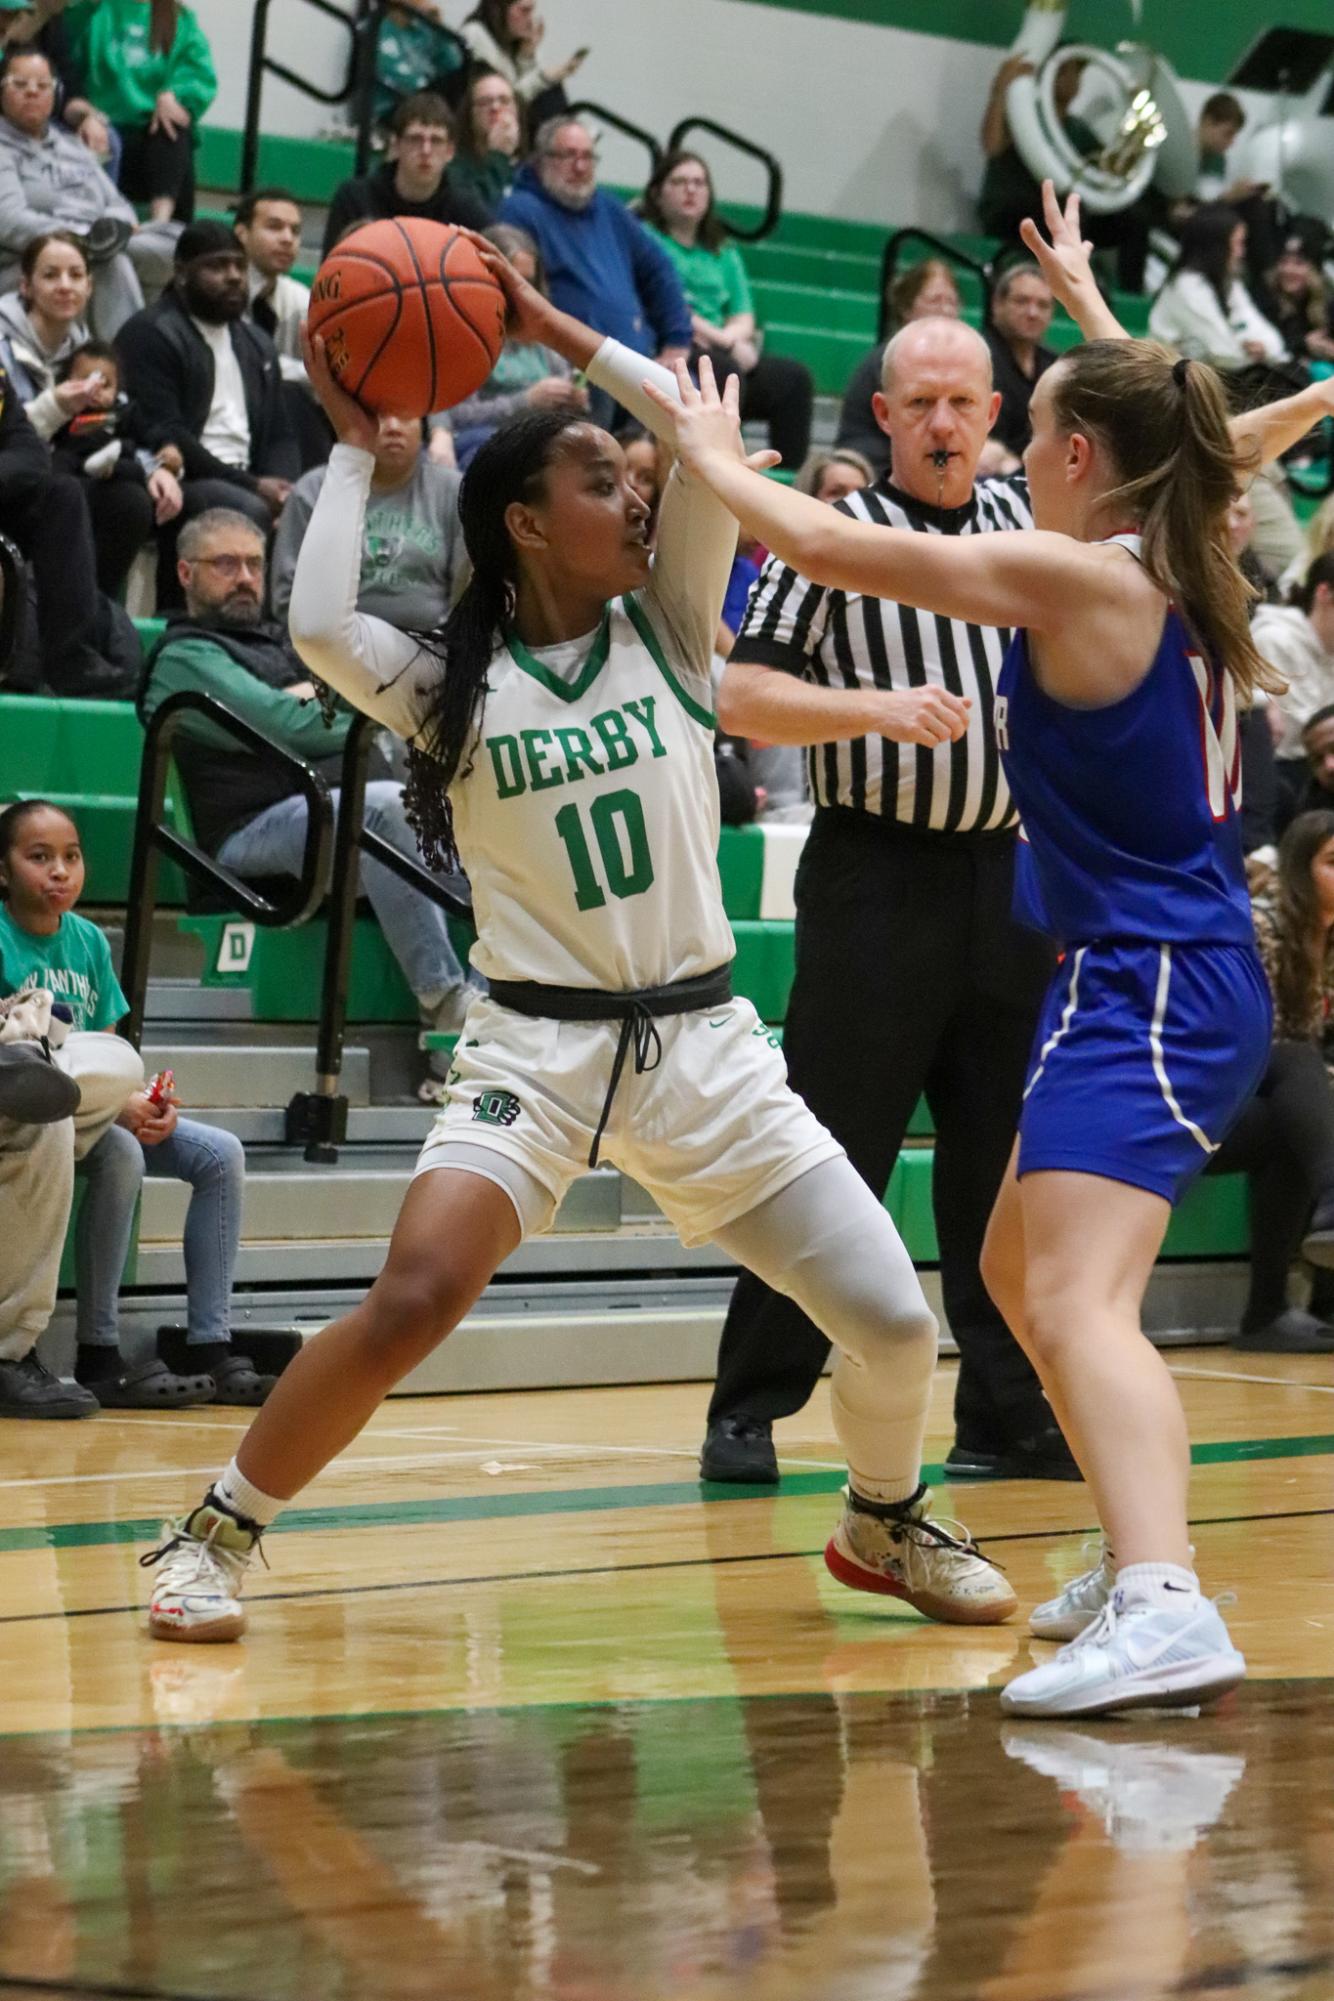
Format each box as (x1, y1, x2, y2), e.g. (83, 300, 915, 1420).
(1115, 1561, 1200, 1607)
(849, 1473, 921, 1508)
(214, 1459, 285, 1530)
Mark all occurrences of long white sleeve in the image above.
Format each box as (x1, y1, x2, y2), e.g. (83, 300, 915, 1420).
(287, 443, 443, 745)
(586, 337, 737, 683)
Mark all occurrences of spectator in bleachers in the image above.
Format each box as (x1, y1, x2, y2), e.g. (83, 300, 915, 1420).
(1149, 206, 1287, 371)
(793, 446, 872, 506)
(0, 234, 182, 592)
(1281, 494, 1334, 600)
(60, 0, 216, 224)
(458, 1, 585, 114)
(0, 798, 272, 1404)
(233, 185, 331, 475)
(139, 509, 477, 1090)
(233, 186, 307, 385)
(0, 45, 176, 335)
(373, 1, 464, 128)
(449, 68, 525, 216)
(271, 409, 462, 631)
(116, 221, 299, 593)
(1278, 706, 1334, 836)
(977, 48, 1148, 293)
(50, 338, 185, 593)
(0, 977, 144, 1419)
(322, 93, 490, 260)
(640, 150, 814, 470)
(440, 221, 584, 466)
(835, 259, 961, 475)
(0, 347, 128, 695)
(1214, 811, 1334, 1351)
(982, 260, 1055, 457)
(1260, 222, 1334, 368)
(1173, 93, 1283, 287)
(1256, 554, 1334, 784)
(500, 117, 691, 424)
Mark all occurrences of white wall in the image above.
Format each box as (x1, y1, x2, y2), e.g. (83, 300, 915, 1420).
(194, 1, 1282, 231)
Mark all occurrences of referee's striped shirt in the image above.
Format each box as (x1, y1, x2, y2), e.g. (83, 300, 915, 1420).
(734, 473, 1035, 833)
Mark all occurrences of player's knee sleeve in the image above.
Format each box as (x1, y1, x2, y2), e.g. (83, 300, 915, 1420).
(716, 1157, 938, 1375)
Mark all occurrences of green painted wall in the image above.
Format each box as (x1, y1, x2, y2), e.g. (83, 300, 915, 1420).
(748, 0, 1332, 83)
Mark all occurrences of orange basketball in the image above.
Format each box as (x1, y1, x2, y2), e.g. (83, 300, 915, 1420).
(307, 218, 507, 417)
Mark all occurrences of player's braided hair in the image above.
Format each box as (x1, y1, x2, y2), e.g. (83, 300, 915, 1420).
(1047, 338, 1283, 706)
(401, 408, 590, 870)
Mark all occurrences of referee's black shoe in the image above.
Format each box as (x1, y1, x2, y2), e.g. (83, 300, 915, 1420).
(700, 1417, 779, 1483)
(944, 1424, 1082, 1483)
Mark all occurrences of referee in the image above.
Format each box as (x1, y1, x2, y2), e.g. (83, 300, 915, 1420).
(701, 315, 1076, 1485)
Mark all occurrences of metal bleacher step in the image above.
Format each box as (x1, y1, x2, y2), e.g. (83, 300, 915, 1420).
(139, 1155, 626, 1245)
(140, 1039, 371, 1109)
(144, 977, 254, 1025)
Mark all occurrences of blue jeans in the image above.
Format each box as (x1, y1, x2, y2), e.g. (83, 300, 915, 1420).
(217, 781, 469, 1001)
(76, 1118, 245, 1348)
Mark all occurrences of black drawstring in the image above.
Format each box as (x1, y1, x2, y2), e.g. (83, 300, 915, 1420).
(589, 1001, 663, 1167)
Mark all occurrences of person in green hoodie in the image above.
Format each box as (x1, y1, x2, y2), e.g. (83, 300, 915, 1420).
(61, 0, 216, 223)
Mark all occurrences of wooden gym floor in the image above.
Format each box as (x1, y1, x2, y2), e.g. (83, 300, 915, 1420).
(1, 1353, 1332, 2000)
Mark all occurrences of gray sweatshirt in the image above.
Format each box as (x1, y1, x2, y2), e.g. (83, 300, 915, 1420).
(0, 115, 137, 257)
(271, 455, 464, 633)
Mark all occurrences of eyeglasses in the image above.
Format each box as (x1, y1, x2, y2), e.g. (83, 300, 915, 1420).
(400, 130, 451, 150)
(664, 175, 709, 191)
(191, 553, 265, 579)
(546, 147, 598, 166)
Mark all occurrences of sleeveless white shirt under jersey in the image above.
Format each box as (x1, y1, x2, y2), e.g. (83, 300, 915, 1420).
(287, 342, 741, 993)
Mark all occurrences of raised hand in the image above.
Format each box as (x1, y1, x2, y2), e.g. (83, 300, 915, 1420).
(1019, 179, 1127, 342)
(467, 234, 553, 347)
(642, 355, 780, 481)
(302, 327, 379, 454)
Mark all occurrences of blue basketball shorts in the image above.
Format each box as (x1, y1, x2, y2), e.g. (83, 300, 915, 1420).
(1016, 940, 1272, 1204)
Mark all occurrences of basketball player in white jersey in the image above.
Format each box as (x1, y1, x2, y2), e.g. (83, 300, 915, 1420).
(141, 254, 1018, 1642)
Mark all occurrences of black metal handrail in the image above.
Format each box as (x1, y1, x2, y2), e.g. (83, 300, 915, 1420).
(242, 0, 363, 191)
(121, 690, 336, 1048)
(0, 532, 25, 687)
(877, 227, 994, 341)
(350, 0, 468, 175)
(290, 711, 474, 1161)
(666, 117, 783, 243)
(567, 99, 664, 178)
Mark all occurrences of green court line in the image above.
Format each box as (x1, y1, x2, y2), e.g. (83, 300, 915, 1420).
(2, 1433, 1331, 1557)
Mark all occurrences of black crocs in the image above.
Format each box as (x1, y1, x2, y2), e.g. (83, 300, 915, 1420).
(88, 1359, 215, 1408)
(208, 1352, 277, 1406)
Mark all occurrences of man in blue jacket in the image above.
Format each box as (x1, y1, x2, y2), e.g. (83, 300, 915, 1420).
(500, 117, 691, 424)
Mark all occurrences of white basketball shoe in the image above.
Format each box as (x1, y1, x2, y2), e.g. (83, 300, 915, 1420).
(141, 1493, 262, 1643)
(1029, 1539, 1117, 1641)
(1001, 1586, 1245, 1718)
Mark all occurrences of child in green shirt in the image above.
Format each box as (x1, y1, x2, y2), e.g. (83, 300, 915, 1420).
(0, 799, 271, 1408)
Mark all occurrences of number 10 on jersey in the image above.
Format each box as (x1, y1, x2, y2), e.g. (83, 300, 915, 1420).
(554, 789, 655, 911)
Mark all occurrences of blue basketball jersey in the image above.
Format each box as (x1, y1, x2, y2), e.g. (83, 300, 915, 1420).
(995, 537, 1254, 948)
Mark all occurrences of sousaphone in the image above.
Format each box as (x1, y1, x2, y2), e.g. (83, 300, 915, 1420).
(1004, 0, 1196, 214)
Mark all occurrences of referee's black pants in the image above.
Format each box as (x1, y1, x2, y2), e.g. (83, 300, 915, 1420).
(709, 809, 1058, 1448)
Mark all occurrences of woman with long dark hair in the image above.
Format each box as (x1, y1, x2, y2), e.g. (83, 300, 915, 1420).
(142, 253, 1017, 1646)
(459, 0, 583, 113)
(1149, 204, 1286, 371)
(640, 149, 814, 470)
(449, 67, 526, 214)
(62, 0, 216, 222)
(647, 183, 1334, 1718)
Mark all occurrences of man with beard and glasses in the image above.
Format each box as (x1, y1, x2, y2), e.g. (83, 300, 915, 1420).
(116, 220, 298, 594)
(138, 511, 476, 1087)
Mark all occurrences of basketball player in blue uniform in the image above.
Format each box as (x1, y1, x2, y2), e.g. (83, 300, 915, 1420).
(650, 185, 1334, 1719)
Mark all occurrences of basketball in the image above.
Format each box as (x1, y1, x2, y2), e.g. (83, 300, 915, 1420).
(307, 217, 508, 417)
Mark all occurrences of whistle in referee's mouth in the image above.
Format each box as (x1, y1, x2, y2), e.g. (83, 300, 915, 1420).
(929, 450, 952, 468)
